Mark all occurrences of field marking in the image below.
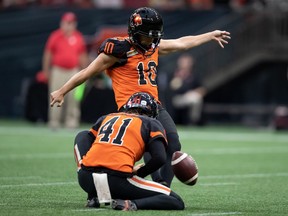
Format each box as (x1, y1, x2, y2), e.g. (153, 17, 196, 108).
(0, 181, 237, 189)
(0, 181, 77, 188)
(72, 208, 106, 212)
(179, 131, 288, 143)
(188, 212, 241, 216)
(0, 153, 71, 160)
(2, 145, 287, 160)
(0, 126, 77, 137)
(1, 126, 287, 142)
(1, 172, 287, 189)
(200, 173, 288, 179)
(199, 182, 237, 186)
(192, 146, 288, 155)
(2, 145, 288, 160)
(0, 176, 41, 180)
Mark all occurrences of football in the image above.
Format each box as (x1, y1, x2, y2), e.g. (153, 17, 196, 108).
(171, 151, 198, 186)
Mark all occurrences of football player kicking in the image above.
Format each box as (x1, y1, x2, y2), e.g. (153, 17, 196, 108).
(51, 7, 231, 187)
(74, 92, 184, 210)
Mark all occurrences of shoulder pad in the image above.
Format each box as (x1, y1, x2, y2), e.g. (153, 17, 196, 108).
(98, 37, 131, 58)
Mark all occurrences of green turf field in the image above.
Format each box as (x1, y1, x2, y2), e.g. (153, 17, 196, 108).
(0, 120, 287, 216)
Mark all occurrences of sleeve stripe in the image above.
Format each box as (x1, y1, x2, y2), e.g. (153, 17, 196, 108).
(150, 131, 167, 143)
(89, 128, 98, 137)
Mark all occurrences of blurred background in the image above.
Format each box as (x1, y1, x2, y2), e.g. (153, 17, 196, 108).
(0, 0, 288, 129)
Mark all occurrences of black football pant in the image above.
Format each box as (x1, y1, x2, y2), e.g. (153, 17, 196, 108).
(144, 105, 182, 187)
(74, 131, 184, 210)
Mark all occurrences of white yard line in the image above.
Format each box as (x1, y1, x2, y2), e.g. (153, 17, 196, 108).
(1, 145, 288, 160)
(1, 172, 287, 189)
(188, 212, 241, 216)
(192, 146, 288, 155)
(1, 126, 287, 142)
(0, 152, 71, 160)
(0, 181, 77, 188)
(71, 208, 106, 212)
(200, 173, 288, 179)
(179, 131, 288, 143)
(199, 182, 237, 186)
(0, 176, 42, 180)
(0, 126, 77, 137)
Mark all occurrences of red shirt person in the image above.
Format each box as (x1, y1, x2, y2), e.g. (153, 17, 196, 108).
(43, 12, 88, 129)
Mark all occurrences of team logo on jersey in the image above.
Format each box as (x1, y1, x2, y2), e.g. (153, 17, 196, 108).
(133, 14, 142, 26)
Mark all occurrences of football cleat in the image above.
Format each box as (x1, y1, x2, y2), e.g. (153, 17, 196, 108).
(112, 199, 137, 211)
(85, 197, 100, 208)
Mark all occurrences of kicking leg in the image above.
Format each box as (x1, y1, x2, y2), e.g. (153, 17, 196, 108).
(157, 107, 181, 186)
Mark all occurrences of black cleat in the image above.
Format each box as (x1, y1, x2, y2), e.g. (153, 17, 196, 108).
(112, 199, 137, 211)
(85, 197, 100, 208)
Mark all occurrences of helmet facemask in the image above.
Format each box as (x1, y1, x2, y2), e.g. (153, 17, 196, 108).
(128, 7, 164, 56)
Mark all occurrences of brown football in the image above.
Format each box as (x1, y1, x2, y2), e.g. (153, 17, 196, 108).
(171, 151, 198, 186)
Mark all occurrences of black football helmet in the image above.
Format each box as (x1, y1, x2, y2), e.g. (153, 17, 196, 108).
(128, 7, 164, 56)
(125, 92, 158, 118)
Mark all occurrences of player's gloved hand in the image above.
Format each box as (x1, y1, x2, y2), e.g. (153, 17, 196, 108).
(132, 163, 144, 175)
(157, 180, 169, 187)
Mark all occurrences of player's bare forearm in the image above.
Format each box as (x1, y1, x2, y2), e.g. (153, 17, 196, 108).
(50, 69, 89, 107)
(65, 53, 117, 94)
(159, 30, 231, 55)
(50, 53, 118, 107)
(61, 70, 87, 95)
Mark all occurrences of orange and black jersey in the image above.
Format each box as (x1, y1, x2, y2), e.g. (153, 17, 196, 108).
(82, 112, 167, 177)
(99, 37, 160, 110)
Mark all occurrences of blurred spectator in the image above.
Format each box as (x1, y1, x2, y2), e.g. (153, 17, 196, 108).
(93, 0, 123, 8)
(272, 106, 288, 130)
(148, 0, 186, 10)
(124, 0, 148, 8)
(24, 71, 48, 123)
(2, 0, 30, 8)
(74, 0, 94, 8)
(39, 0, 75, 7)
(169, 54, 206, 125)
(188, 0, 214, 10)
(42, 12, 88, 129)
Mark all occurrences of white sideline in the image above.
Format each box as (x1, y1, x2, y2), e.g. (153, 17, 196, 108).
(179, 131, 288, 143)
(1, 126, 287, 142)
(199, 182, 237, 186)
(188, 212, 241, 216)
(0, 152, 71, 160)
(0, 181, 77, 188)
(1, 172, 287, 188)
(72, 208, 105, 212)
(192, 146, 288, 155)
(0, 176, 41, 180)
(1, 145, 288, 160)
(200, 172, 288, 179)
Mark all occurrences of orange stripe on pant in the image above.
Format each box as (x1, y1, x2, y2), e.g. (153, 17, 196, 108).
(128, 176, 171, 195)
